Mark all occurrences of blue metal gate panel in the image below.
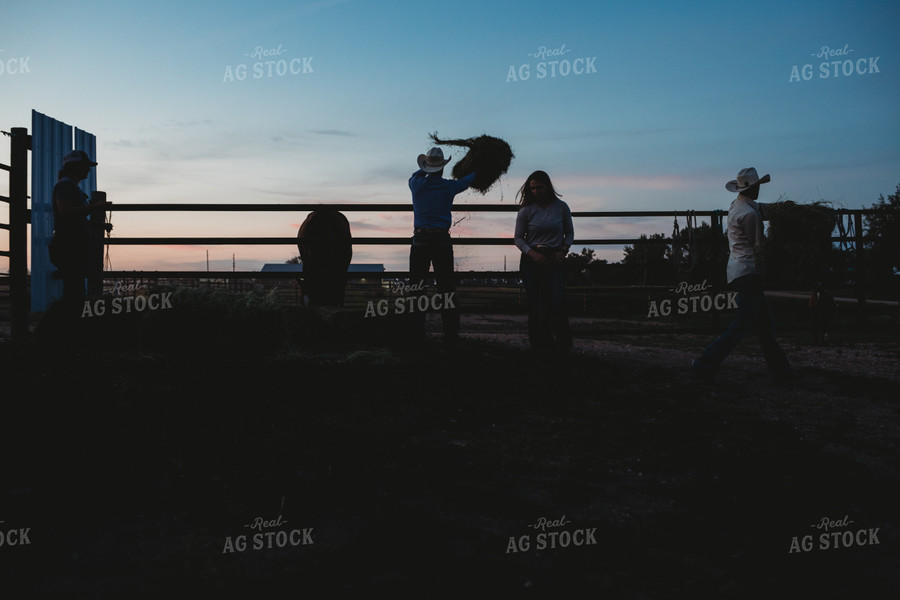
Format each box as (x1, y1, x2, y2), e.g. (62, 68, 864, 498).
(31, 110, 97, 312)
(75, 127, 97, 195)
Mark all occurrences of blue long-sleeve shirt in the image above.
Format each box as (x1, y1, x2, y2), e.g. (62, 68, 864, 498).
(409, 170, 476, 229)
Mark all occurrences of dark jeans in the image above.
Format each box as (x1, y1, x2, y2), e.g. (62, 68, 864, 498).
(695, 274, 790, 375)
(409, 230, 459, 340)
(520, 251, 571, 353)
(54, 232, 89, 318)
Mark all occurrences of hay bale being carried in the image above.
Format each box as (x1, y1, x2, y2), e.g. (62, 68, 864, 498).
(429, 132, 514, 194)
(765, 200, 836, 252)
(762, 199, 836, 289)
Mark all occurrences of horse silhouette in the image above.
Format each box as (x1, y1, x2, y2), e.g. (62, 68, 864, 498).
(296, 208, 353, 307)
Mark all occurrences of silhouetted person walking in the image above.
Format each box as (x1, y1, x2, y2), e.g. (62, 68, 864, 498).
(692, 167, 792, 383)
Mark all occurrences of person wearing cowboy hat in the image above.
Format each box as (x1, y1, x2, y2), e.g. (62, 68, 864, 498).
(407, 147, 477, 346)
(51, 150, 111, 317)
(691, 167, 793, 384)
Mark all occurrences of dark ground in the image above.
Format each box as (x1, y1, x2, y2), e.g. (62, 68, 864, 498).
(1, 306, 898, 598)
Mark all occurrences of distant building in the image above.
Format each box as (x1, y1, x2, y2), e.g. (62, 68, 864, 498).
(258, 263, 386, 306)
(260, 263, 385, 284)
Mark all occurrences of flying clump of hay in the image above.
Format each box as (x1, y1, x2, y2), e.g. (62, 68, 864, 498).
(429, 132, 514, 194)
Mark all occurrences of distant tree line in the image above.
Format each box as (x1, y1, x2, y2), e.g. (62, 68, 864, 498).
(563, 221, 728, 289)
(563, 184, 900, 298)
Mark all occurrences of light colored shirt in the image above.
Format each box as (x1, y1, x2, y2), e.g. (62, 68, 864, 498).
(726, 195, 771, 283)
(514, 200, 575, 254)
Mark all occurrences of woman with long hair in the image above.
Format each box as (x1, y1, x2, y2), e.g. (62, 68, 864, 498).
(514, 170, 574, 354)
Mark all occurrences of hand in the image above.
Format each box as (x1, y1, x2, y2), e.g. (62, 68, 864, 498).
(527, 249, 549, 264)
(89, 201, 112, 211)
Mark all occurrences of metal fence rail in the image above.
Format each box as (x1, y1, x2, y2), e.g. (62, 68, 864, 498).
(100, 205, 730, 283)
(1, 118, 881, 345)
(101, 204, 727, 248)
(98, 203, 868, 246)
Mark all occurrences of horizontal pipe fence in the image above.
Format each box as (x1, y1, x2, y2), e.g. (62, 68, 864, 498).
(92, 204, 880, 323)
(101, 204, 728, 286)
(1, 189, 883, 339)
(102, 204, 722, 247)
(98, 203, 868, 270)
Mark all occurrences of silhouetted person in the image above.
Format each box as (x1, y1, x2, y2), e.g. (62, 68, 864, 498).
(514, 170, 574, 355)
(50, 150, 110, 318)
(408, 147, 475, 346)
(691, 167, 792, 383)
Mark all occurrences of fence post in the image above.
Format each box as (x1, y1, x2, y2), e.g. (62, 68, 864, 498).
(9, 127, 30, 344)
(88, 190, 108, 298)
(854, 210, 866, 323)
(710, 210, 726, 330)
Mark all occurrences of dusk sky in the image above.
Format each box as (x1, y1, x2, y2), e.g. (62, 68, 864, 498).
(2, 0, 899, 272)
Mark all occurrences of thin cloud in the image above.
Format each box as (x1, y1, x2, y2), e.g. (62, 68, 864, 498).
(534, 127, 683, 142)
(562, 173, 697, 192)
(309, 129, 360, 137)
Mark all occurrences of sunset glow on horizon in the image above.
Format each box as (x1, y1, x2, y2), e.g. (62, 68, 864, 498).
(2, 0, 898, 273)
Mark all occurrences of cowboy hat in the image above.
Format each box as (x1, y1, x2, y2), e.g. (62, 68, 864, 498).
(417, 147, 451, 173)
(63, 149, 98, 166)
(726, 167, 770, 193)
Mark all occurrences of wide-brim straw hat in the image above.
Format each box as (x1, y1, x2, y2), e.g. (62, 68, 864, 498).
(726, 167, 770, 193)
(417, 147, 451, 173)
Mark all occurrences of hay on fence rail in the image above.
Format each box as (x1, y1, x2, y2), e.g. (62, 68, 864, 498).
(762, 200, 837, 288)
(765, 200, 836, 247)
(429, 132, 514, 193)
